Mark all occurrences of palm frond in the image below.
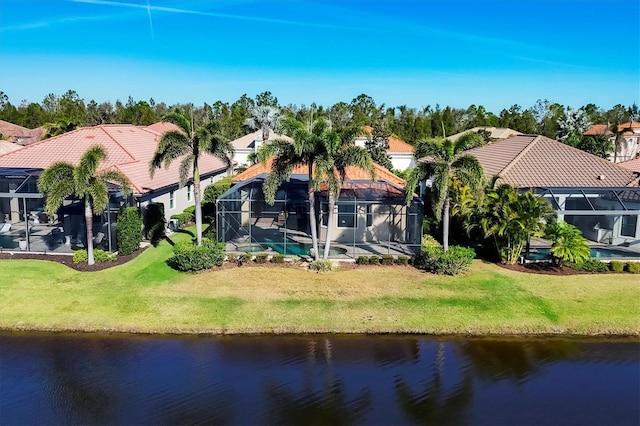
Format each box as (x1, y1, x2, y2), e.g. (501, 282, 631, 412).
(88, 179, 109, 214)
(162, 111, 191, 136)
(178, 155, 194, 188)
(149, 131, 190, 177)
(207, 135, 235, 168)
(76, 145, 107, 191)
(98, 169, 132, 196)
(37, 162, 76, 216)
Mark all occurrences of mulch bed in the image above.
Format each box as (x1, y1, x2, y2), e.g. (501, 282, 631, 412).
(0, 247, 148, 272)
(497, 262, 585, 275)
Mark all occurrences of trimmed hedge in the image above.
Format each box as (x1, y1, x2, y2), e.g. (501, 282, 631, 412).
(145, 202, 166, 246)
(627, 262, 640, 273)
(396, 255, 409, 265)
(356, 256, 369, 265)
(255, 253, 269, 264)
(271, 253, 285, 264)
(381, 255, 394, 265)
(573, 259, 608, 273)
(414, 246, 475, 275)
(73, 249, 117, 264)
(117, 207, 142, 255)
(610, 261, 625, 273)
(167, 238, 225, 272)
(310, 260, 333, 272)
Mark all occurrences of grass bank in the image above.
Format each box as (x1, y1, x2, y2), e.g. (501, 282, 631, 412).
(1, 234, 638, 336)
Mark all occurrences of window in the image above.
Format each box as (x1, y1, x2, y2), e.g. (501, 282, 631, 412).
(337, 204, 356, 228)
(169, 190, 175, 210)
(621, 215, 637, 237)
(187, 184, 192, 202)
(366, 205, 373, 227)
(321, 203, 329, 227)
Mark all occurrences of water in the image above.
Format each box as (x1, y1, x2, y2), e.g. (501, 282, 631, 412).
(1, 333, 638, 425)
(240, 240, 348, 256)
(527, 247, 640, 261)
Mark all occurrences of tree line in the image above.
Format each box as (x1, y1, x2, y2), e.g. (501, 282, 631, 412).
(0, 90, 637, 146)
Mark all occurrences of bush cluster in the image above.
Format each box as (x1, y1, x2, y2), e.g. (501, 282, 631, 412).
(609, 261, 625, 273)
(309, 260, 333, 272)
(255, 253, 269, 264)
(271, 253, 285, 264)
(414, 246, 475, 275)
(72, 249, 117, 264)
(627, 262, 640, 273)
(356, 255, 410, 265)
(170, 212, 194, 228)
(117, 207, 142, 255)
(571, 259, 608, 273)
(167, 238, 225, 272)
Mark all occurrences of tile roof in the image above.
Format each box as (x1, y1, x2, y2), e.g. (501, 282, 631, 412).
(585, 121, 640, 136)
(361, 126, 414, 154)
(0, 140, 23, 155)
(618, 156, 640, 174)
(464, 134, 638, 188)
(0, 120, 44, 145)
(233, 157, 407, 188)
(583, 124, 613, 136)
(0, 123, 228, 194)
(448, 127, 522, 142)
(230, 129, 290, 149)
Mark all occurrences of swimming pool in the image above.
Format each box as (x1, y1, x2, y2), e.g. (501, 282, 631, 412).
(526, 247, 640, 261)
(238, 240, 348, 257)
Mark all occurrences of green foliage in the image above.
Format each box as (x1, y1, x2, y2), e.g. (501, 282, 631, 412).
(73, 249, 88, 264)
(396, 255, 409, 265)
(167, 238, 225, 272)
(255, 253, 269, 264)
(356, 255, 370, 265)
(381, 254, 394, 265)
(170, 212, 194, 228)
(271, 253, 285, 264)
(183, 205, 196, 215)
(575, 135, 612, 159)
(369, 255, 380, 265)
(572, 259, 608, 273)
(626, 262, 640, 273)
(545, 222, 590, 266)
(238, 253, 251, 263)
(414, 245, 475, 275)
(226, 253, 238, 263)
(203, 176, 233, 204)
(421, 234, 442, 250)
(309, 260, 333, 272)
(116, 207, 143, 256)
(145, 203, 166, 246)
(609, 261, 625, 273)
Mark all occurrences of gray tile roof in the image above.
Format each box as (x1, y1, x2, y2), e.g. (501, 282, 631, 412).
(465, 135, 638, 188)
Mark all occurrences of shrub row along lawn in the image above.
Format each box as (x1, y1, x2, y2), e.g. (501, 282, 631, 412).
(1, 233, 638, 336)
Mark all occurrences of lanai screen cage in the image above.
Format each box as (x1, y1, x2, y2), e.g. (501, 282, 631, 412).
(216, 176, 423, 259)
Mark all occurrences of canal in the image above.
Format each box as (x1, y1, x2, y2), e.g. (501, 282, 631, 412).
(1, 333, 638, 425)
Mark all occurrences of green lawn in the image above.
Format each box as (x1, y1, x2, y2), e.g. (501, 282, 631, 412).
(1, 233, 639, 336)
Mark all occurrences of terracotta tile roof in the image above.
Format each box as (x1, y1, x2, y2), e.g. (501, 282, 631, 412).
(585, 121, 640, 136)
(583, 124, 613, 136)
(448, 127, 521, 142)
(0, 140, 23, 155)
(362, 126, 414, 153)
(618, 156, 640, 174)
(230, 129, 290, 149)
(0, 120, 44, 145)
(233, 157, 406, 188)
(465, 134, 638, 188)
(0, 123, 228, 194)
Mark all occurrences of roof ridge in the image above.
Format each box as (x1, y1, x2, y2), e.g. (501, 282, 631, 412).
(495, 135, 538, 178)
(0, 125, 92, 160)
(99, 125, 139, 164)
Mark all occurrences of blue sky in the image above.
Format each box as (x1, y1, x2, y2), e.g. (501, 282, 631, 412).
(1, 0, 638, 112)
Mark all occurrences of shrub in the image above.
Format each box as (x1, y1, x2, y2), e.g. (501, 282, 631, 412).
(203, 176, 233, 204)
(369, 255, 380, 265)
(203, 223, 216, 240)
(310, 260, 333, 272)
(271, 253, 285, 264)
(546, 222, 590, 266)
(396, 255, 409, 265)
(573, 259, 608, 273)
(381, 255, 394, 265)
(414, 246, 475, 275)
(289, 255, 301, 264)
(170, 212, 193, 228)
(167, 239, 225, 272)
(239, 253, 251, 263)
(626, 262, 640, 273)
(421, 234, 441, 251)
(145, 202, 166, 246)
(117, 207, 143, 255)
(356, 255, 369, 265)
(255, 253, 269, 264)
(226, 253, 238, 263)
(610, 261, 625, 273)
(184, 205, 196, 215)
(73, 249, 88, 264)
(93, 249, 116, 262)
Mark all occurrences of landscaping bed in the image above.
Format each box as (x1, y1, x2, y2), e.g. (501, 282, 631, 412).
(0, 248, 147, 272)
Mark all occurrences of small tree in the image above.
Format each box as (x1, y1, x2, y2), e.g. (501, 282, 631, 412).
(117, 207, 143, 255)
(545, 222, 590, 266)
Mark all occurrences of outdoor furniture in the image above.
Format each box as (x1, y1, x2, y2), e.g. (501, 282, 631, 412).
(0, 223, 11, 234)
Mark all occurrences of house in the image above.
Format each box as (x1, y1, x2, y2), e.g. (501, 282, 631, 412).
(0, 123, 229, 253)
(230, 129, 290, 172)
(216, 159, 423, 258)
(355, 126, 415, 171)
(584, 121, 640, 163)
(465, 134, 640, 247)
(0, 120, 45, 146)
(447, 126, 522, 142)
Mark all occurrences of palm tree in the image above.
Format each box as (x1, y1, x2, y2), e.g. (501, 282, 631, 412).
(405, 138, 484, 251)
(149, 111, 234, 246)
(37, 145, 131, 265)
(314, 125, 374, 259)
(244, 105, 282, 143)
(545, 222, 590, 266)
(256, 118, 338, 261)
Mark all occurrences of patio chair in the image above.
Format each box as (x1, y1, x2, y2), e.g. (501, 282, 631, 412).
(0, 223, 11, 234)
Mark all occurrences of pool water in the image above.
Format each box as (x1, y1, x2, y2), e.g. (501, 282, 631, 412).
(239, 240, 347, 257)
(527, 247, 640, 261)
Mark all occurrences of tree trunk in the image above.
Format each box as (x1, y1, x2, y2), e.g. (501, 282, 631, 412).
(323, 193, 335, 259)
(193, 165, 203, 246)
(308, 168, 319, 261)
(442, 196, 450, 252)
(84, 196, 95, 265)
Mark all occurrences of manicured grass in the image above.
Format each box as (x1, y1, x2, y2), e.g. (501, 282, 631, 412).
(1, 233, 638, 336)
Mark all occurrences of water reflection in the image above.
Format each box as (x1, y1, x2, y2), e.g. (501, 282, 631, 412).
(1, 333, 638, 425)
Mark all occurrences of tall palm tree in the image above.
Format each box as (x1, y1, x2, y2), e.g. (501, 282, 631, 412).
(37, 145, 131, 265)
(244, 105, 282, 143)
(149, 111, 234, 246)
(314, 125, 374, 259)
(405, 138, 484, 251)
(256, 118, 337, 261)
